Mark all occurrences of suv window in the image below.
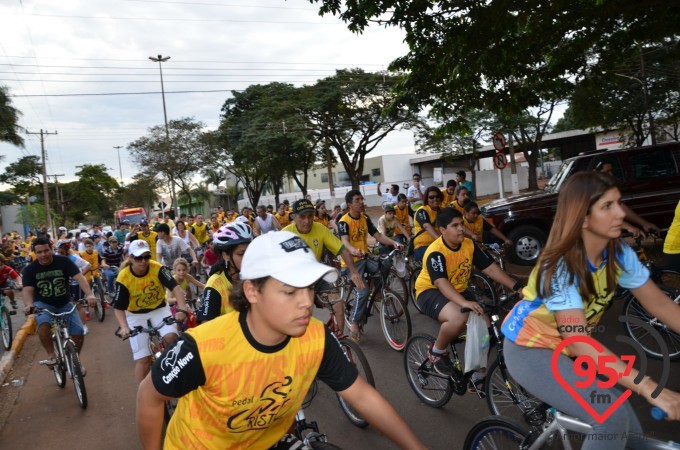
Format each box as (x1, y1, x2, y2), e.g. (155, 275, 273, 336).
(630, 150, 678, 179)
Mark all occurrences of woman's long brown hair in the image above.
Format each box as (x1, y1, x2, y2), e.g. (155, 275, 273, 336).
(536, 171, 623, 302)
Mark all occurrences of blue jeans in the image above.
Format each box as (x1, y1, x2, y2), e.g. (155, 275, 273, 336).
(34, 301, 85, 336)
(103, 266, 119, 293)
(344, 258, 380, 325)
(413, 246, 427, 265)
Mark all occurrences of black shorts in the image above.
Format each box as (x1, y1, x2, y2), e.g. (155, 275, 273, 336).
(416, 289, 476, 320)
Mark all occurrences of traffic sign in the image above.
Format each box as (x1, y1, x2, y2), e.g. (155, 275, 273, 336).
(492, 132, 506, 151)
(493, 152, 508, 170)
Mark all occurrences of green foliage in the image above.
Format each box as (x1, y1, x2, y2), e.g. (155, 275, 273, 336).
(0, 85, 24, 147)
(308, 0, 680, 130)
(119, 173, 160, 213)
(0, 155, 42, 201)
(18, 204, 56, 231)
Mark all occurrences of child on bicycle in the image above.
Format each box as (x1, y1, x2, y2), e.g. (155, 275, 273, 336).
(0, 254, 22, 309)
(502, 172, 680, 448)
(136, 231, 427, 450)
(414, 207, 522, 390)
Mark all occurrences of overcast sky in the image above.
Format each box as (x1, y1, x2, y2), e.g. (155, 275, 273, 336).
(0, 0, 412, 185)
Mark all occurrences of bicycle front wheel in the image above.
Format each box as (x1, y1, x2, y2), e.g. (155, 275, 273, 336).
(386, 268, 408, 308)
(1, 307, 12, 350)
(52, 336, 67, 388)
(65, 341, 88, 408)
(463, 416, 529, 450)
(336, 338, 375, 428)
(408, 267, 421, 311)
(380, 292, 411, 351)
(622, 288, 680, 361)
(469, 272, 497, 308)
(403, 333, 453, 407)
(93, 282, 105, 322)
(656, 269, 680, 293)
(484, 357, 543, 423)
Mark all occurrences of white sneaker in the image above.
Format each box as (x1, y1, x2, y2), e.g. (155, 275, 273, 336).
(83, 325, 89, 336)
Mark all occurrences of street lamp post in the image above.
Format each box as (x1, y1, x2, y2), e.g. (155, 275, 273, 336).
(149, 54, 177, 218)
(615, 73, 656, 145)
(113, 145, 124, 186)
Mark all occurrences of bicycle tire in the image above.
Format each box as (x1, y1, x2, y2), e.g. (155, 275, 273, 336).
(309, 442, 344, 450)
(1, 307, 12, 350)
(386, 268, 408, 308)
(65, 341, 88, 409)
(463, 415, 529, 450)
(408, 267, 422, 312)
(622, 287, 680, 361)
(468, 272, 497, 308)
(93, 283, 105, 322)
(484, 358, 543, 423)
(336, 338, 375, 428)
(656, 269, 680, 293)
(380, 292, 411, 351)
(52, 337, 67, 388)
(403, 333, 454, 407)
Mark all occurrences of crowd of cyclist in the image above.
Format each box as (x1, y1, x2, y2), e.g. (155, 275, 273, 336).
(5, 166, 680, 449)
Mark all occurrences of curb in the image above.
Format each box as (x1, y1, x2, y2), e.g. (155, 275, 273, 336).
(0, 315, 37, 385)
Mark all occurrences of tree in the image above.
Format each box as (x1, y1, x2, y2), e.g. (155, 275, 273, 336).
(308, 1, 680, 130)
(0, 85, 24, 147)
(127, 117, 207, 214)
(118, 173, 160, 213)
(0, 155, 42, 202)
(211, 83, 320, 207)
(301, 69, 421, 189)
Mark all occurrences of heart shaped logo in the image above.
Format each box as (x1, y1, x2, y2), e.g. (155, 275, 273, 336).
(551, 335, 631, 424)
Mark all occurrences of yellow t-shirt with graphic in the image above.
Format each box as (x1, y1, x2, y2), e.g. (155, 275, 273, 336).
(394, 204, 411, 236)
(338, 213, 377, 267)
(275, 211, 291, 229)
(201, 271, 234, 319)
(114, 260, 176, 313)
(136, 231, 158, 261)
(163, 311, 326, 450)
(283, 222, 343, 262)
(663, 200, 680, 255)
(191, 222, 210, 245)
(413, 205, 439, 250)
(415, 237, 475, 297)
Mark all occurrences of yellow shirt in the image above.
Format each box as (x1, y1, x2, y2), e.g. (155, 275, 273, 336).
(136, 231, 158, 261)
(413, 205, 439, 250)
(449, 200, 465, 215)
(79, 250, 100, 282)
(394, 204, 411, 236)
(338, 212, 376, 267)
(164, 312, 326, 450)
(442, 190, 455, 206)
(664, 200, 680, 255)
(203, 271, 234, 317)
(283, 222, 343, 262)
(463, 215, 484, 241)
(314, 214, 330, 229)
(275, 211, 291, 228)
(415, 237, 475, 297)
(115, 260, 173, 312)
(191, 222, 210, 245)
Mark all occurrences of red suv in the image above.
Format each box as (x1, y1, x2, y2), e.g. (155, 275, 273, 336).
(481, 142, 680, 265)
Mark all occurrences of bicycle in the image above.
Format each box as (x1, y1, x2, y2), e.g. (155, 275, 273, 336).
(463, 406, 678, 450)
(342, 249, 412, 351)
(316, 283, 375, 428)
(85, 268, 107, 323)
(617, 232, 680, 361)
(0, 286, 17, 350)
(115, 315, 179, 422)
(290, 380, 343, 450)
(475, 242, 522, 318)
(404, 300, 542, 424)
(34, 301, 88, 409)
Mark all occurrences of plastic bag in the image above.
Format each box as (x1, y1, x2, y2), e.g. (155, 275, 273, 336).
(464, 312, 490, 373)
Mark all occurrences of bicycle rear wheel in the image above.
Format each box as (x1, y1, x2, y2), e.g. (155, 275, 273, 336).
(309, 442, 343, 450)
(336, 338, 375, 428)
(52, 337, 66, 388)
(93, 282, 105, 322)
(380, 292, 411, 351)
(386, 268, 408, 308)
(656, 269, 680, 293)
(484, 357, 543, 423)
(622, 287, 680, 361)
(403, 333, 453, 407)
(1, 307, 12, 350)
(463, 416, 529, 450)
(65, 341, 87, 408)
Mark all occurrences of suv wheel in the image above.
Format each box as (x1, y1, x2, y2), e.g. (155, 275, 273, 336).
(508, 225, 547, 266)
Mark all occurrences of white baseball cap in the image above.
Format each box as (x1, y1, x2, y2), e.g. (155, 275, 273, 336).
(129, 239, 151, 257)
(240, 231, 338, 287)
(79, 232, 90, 239)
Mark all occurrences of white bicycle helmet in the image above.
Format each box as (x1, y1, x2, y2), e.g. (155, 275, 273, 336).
(212, 222, 253, 252)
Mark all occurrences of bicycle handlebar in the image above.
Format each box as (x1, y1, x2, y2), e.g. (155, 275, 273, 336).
(31, 300, 85, 317)
(460, 293, 521, 315)
(362, 248, 402, 262)
(651, 407, 667, 421)
(114, 316, 178, 340)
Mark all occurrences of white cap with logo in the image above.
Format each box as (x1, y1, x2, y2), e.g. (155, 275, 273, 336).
(240, 231, 338, 287)
(129, 239, 151, 257)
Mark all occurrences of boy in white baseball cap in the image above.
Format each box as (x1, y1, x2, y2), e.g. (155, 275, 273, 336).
(137, 231, 426, 450)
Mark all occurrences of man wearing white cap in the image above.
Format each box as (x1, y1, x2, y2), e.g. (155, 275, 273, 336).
(113, 240, 188, 383)
(137, 231, 426, 450)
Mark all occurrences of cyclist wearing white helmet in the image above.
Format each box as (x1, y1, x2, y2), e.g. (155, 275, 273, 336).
(198, 222, 254, 322)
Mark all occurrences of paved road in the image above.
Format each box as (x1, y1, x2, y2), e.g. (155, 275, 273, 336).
(0, 291, 25, 360)
(0, 257, 678, 449)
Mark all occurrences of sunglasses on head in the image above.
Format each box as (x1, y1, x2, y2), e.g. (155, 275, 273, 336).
(133, 254, 152, 261)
